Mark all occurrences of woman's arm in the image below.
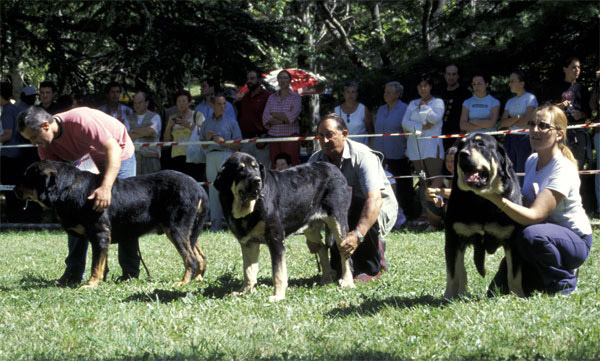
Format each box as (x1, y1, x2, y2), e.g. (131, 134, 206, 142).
(483, 188, 564, 226)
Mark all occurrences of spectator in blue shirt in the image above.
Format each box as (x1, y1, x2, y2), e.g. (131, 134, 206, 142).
(373, 82, 416, 220)
(200, 93, 243, 231)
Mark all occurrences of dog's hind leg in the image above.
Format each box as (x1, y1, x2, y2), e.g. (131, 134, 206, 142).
(324, 216, 354, 289)
(164, 227, 197, 286)
(192, 242, 207, 282)
(80, 234, 109, 289)
(304, 222, 334, 285)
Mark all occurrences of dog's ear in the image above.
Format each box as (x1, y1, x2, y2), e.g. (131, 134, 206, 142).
(38, 168, 58, 203)
(213, 164, 228, 192)
(495, 141, 512, 178)
(259, 162, 266, 181)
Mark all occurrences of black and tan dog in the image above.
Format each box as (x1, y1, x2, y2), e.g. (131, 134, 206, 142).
(444, 133, 527, 298)
(15, 160, 208, 288)
(213, 152, 353, 302)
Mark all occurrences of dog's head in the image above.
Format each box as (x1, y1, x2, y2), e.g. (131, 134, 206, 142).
(214, 152, 266, 219)
(14, 160, 63, 208)
(455, 133, 514, 196)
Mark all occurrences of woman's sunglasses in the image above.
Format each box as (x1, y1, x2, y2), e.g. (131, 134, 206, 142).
(527, 120, 555, 131)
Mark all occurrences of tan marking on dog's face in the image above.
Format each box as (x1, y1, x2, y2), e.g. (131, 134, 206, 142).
(239, 220, 266, 245)
(16, 187, 48, 208)
(251, 161, 257, 167)
(67, 224, 86, 236)
(239, 163, 246, 168)
(231, 181, 257, 219)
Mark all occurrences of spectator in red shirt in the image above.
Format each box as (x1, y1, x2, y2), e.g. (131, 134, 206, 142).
(238, 70, 272, 167)
(18, 106, 139, 285)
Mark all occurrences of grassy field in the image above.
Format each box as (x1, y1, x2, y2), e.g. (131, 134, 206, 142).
(0, 229, 598, 361)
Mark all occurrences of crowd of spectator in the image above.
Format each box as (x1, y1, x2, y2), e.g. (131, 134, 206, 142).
(1, 59, 599, 232)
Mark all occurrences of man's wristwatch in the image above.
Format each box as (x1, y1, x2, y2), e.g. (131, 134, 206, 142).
(354, 229, 365, 244)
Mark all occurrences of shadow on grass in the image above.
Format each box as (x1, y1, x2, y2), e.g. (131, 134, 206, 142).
(326, 294, 449, 317)
(7, 274, 65, 291)
(122, 288, 193, 303)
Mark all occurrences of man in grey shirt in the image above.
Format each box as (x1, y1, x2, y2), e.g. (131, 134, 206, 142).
(309, 113, 398, 281)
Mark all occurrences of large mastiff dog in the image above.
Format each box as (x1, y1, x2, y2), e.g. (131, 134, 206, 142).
(15, 160, 208, 288)
(444, 133, 528, 298)
(213, 152, 353, 301)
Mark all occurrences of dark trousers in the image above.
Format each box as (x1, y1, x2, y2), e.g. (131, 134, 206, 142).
(567, 129, 592, 170)
(330, 197, 385, 277)
(385, 158, 418, 219)
(489, 223, 592, 296)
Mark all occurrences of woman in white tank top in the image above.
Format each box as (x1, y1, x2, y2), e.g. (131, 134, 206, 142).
(334, 81, 373, 145)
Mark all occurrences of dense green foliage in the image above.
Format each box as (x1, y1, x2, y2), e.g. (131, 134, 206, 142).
(1, 0, 598, 115)
(0, 230, 598, 360)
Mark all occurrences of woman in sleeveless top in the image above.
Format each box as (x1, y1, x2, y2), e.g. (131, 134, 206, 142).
(334, 81, 373, 145)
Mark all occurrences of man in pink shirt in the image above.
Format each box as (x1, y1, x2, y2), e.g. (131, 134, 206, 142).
(18, 106, 139, 285)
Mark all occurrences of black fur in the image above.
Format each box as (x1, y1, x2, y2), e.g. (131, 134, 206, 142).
(15, 160, 208, 287)
(213, 152, 352, 300)
(444, 133, 524, 297)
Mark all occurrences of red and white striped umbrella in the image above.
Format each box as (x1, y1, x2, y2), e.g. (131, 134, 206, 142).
(263, 68, 327, 95)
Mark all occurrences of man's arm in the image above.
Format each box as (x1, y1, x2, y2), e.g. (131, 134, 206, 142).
(338, 189, 383, 258)
(0, 128, 12, 143)
(129, 126, 157, 140)
(87, 138, 122, 212)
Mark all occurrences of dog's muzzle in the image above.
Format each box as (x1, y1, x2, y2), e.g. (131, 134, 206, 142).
(458, 150, 490, 188)
(240, 176, 262, 202)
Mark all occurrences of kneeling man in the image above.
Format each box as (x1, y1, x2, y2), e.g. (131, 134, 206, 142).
(309, 113, 398, 281)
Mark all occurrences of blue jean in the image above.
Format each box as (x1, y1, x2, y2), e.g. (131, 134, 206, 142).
(64, 154, 137, 280)
(516, 223, 592, 294)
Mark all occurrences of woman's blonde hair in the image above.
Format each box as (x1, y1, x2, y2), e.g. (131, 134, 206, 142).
(535, 104, 578, 169)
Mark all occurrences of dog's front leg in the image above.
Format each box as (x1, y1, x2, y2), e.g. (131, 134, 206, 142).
(80, 237, 109, 289)
(505, 247, 525, 297)
(233, 242, 260, 296)
(268, 240, 287, 302)
(444, 240, 467, 298)
(325, 218, 354, 289)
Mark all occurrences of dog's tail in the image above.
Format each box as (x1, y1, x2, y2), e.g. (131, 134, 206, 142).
(473, 242, 486, 277)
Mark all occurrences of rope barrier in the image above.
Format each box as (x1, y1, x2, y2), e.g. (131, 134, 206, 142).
(3, 169, 600, 192)
(2, 122, 598, 149)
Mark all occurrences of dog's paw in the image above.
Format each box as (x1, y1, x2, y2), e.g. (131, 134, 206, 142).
(78, 282, 99, 290)
(232, 285, 254, 296)
(174, 280, 190, 287)
(338, 278, 355, 288)
(319, 273, 335, 285)
(268, 294, 285, 302)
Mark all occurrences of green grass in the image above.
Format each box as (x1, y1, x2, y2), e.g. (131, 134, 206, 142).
(0, 229, 598, 360)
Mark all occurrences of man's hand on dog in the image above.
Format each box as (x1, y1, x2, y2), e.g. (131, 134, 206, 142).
(338, 232, 360, 258)
(88, 185, 112, 211)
